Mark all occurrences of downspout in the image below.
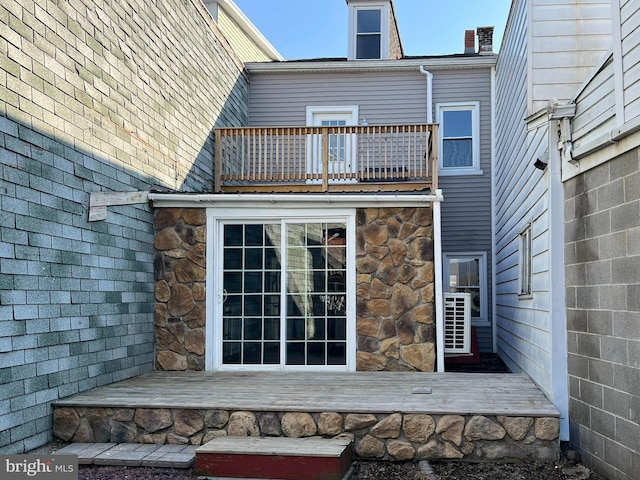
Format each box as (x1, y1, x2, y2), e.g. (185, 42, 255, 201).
(490, 65, 497, 353)
(433, 189, 445, 372)
(421, 66, 439, 369)
(420, 66, 433, 123)
(547, 100, 576, 442)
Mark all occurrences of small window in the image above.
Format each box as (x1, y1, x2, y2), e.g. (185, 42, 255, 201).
(437, 103, 481, 175)
(519, 223, 532, 297)
(356, 9, 381, 59)
(348, 3, 388, 60)
(443, 253, 487, 325)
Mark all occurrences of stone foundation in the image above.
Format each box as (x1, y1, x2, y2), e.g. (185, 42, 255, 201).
(53, 407, 559, 462)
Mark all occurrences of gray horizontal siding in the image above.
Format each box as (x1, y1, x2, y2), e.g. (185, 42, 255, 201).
(248, 71, 429, 126)
(248, 66, 494, 351)
(435, 71, 493, 352)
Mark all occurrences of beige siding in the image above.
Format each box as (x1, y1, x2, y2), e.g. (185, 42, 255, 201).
(218, 9, 274, 62)
(529, 0, 612, 113)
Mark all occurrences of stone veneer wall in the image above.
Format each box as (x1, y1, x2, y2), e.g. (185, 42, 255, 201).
(356, 207, 435, 372)
(53, 406, 559, 462)
(154, 207, 436, 372)
(154, 208, 207, 371)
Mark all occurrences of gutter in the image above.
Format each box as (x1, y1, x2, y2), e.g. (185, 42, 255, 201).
(148, 192, 443, 208)
(245, 56, 497, 74)
(419, 66, 434, 123)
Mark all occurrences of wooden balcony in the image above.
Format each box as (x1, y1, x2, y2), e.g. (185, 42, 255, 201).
(214, 124, 438, 193)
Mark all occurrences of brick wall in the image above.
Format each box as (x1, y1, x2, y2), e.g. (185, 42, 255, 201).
(0, 0, 248, 453)
(564, 148, 640, 480)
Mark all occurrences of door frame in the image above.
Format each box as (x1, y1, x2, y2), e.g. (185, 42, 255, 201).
(305, 106, 359, 181)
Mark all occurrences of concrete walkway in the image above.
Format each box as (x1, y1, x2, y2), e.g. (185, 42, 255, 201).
(55, 443, 196, 468)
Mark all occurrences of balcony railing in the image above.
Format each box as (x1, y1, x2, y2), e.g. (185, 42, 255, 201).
(215, 124, 438, 193)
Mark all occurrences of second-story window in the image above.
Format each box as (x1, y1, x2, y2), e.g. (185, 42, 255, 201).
(356, 9, 381, 59)
(437, 102, 481, 175)
(348, 3, 388, 60)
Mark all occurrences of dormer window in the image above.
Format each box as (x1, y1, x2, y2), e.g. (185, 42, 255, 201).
(348, 2, 390, 60)
(356, 9, 382, 59)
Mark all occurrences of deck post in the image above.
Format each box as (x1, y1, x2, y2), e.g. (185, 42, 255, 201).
(321, 128, 329, 191)
(214, 129, 222, 193)
(431, 124, 438, 191)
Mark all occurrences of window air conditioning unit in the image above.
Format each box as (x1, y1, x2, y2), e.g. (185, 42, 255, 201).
(443, 293, 471, 354)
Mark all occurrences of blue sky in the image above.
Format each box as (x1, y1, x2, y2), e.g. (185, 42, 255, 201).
(233, 0, 512, 60)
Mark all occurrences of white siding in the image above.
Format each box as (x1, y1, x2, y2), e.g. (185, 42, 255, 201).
(529, 0, 612, 113)
(621, 0, 640, 120)
(572, 55, 616, 147)
(495, 0, 559, 407)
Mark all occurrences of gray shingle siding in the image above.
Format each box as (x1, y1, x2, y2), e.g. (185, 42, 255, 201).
(0, 0, 248, 453)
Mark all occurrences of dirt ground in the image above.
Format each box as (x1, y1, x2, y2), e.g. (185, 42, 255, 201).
(74, 457, 607, 480)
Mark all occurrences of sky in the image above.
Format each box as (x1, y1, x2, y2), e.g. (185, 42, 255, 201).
(232, 0, 513, 60)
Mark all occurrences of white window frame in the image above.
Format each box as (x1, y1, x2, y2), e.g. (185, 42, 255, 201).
(206, 207, 357, 372)
(519, 223, 533, 298)
(436, 102, 482, 175)
(347, 2, 390, 60)
(442, 252, 488, 326)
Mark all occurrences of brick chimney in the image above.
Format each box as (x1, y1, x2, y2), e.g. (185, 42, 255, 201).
(464, 30, 475, 54)
(477, 26, 494, 54)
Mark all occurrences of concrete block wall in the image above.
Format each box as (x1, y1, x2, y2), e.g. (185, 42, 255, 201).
(0, 0, 249, 453)
(564, 148, 640, 480)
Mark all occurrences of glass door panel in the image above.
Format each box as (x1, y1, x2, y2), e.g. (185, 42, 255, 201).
(285, 222, 346, 366)
(222, 223, 282, 365)
(220, 220, 347, 368)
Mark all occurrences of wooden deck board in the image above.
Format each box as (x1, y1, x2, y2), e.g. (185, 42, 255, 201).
(53, 371, 558, 417)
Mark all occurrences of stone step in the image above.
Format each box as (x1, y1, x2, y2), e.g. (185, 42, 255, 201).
(55, 443, 196, 468)
(195, 437, 353, 480)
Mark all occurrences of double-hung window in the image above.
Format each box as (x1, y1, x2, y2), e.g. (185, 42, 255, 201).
(356, 9, 381, 59)
(437, 102, 481, 175)
(348, 4, 389, 60)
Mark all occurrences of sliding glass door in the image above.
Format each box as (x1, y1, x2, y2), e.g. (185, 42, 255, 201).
(216, 218, 351, 369)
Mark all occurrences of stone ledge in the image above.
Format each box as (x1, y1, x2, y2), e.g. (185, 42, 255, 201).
(55, 442, 196, 468)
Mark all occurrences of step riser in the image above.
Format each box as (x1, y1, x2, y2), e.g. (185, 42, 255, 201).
(196, 453, 352, 480)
